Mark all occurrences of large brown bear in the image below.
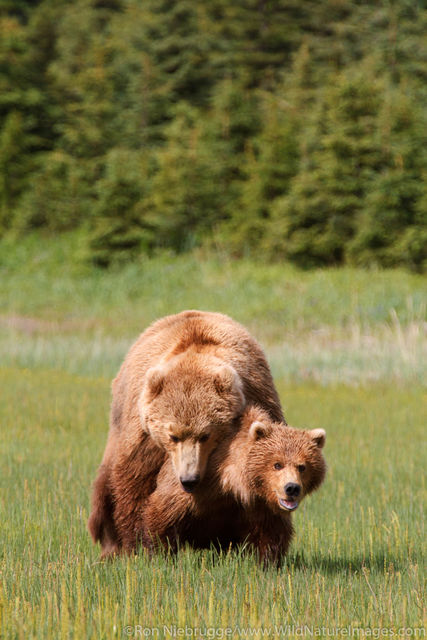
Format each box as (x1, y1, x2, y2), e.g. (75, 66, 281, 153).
(140, 406, 326, 565)
(88, 310, 284, 557)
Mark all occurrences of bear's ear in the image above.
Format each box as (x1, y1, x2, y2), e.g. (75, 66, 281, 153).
(145, 366, 165, 400)
(213, 364, 243, 398)
(309, 428, 326, 449)
(138, 366, 166, 433)
(249, 420, 272, 441)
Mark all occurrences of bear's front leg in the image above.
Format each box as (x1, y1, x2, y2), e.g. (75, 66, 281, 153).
(110, 434, 166, 553)
(245, 510, 294, 567)
(139, 471, 195, 553)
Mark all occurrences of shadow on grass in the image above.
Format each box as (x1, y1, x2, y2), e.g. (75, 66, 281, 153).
(117, 539, 419, 576)
(285, 550, 412, 574)
(185, 544, 415, 575)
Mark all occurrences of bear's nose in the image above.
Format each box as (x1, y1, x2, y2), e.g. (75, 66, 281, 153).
(180, 475, 200, 492)
(285, 482, 301, 498)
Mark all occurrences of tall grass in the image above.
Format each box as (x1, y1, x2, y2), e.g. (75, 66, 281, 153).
(1, 314, 425, 385)
(1, 370, 425, 638)
(1, 234, 426, 637)
(0, 233, 426, 385)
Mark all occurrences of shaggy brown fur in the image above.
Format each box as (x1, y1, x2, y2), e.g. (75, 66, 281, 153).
(88, 311, 284, 557)
(139, 406, 327, 565)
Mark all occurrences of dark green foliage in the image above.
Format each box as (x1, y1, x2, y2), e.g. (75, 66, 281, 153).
(347, 84, 427, 270)
(222, 91, 300, 255)
(0, 0, 426, 269)
(89, 149, 152, 266)
(349, 170, 427, 271)
(0, 112, 27, 227)
(267, 67, 386, 267)
(18, 151, 95, 232)
(48, 0, 117, 159)
(143, 104, 230, 252)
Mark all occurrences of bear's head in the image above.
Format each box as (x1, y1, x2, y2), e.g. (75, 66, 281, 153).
(248, 417, 326, 514)
(222, 407, 326, 514)
(138, 352, 245, 492)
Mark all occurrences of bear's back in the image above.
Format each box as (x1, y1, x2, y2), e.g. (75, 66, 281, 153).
(112, 311, 284, 434)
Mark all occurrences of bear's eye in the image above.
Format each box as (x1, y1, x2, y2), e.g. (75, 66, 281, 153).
(170, 435, 180, 443)
(274, 462, 283, 470)
(199, 434, 210, 443)
(298, 464, 306, 473)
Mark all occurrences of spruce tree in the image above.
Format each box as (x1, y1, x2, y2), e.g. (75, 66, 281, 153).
(145, 103, 229, 252)
(222, 92, 300, 255)
(89, 149, 152, 266)
(0, 112, 26, 229)
(18, 151, 94, 232)
(0, 4, 59, 229)
(269, 65, 386, 267)
(49, 0, 116, 160)
(348, 88, 427, 270)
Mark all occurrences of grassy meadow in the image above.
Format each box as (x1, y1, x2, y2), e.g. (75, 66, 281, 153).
(1, 234, 426, 638)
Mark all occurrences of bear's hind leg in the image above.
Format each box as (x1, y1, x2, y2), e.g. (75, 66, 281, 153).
(88, 463, 121, 558)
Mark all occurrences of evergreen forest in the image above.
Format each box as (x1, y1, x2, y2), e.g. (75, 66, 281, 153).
(1, 0, 426, 269)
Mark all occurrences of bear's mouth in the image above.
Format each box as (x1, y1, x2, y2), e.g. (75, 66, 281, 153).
(278, 498, 299, 511)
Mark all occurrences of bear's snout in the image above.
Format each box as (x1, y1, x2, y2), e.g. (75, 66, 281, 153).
(284, 482, 301, 498)
(180, 474, 200, 492)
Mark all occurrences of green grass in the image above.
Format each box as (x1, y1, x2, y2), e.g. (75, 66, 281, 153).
(1, 233, 426, 637)
(1, 232, 425, 331)
(0, 232, 426, 385)
(1, 370, 425, 637)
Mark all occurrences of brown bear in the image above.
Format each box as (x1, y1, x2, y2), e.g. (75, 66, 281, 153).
(139, 406, 326, 565)
(88, 310, 284, 557)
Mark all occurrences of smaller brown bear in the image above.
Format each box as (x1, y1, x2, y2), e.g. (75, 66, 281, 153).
(139, 406, 326, 565)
